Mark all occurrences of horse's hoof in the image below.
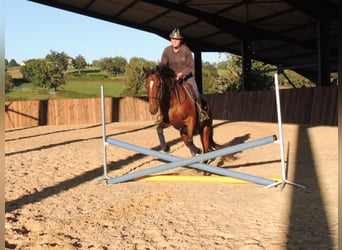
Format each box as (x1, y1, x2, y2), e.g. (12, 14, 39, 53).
(206, 159, 213, 165)
(162, 145, 170, 152)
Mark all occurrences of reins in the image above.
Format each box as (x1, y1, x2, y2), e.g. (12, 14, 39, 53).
(147, 70, 191, 106)
(162, 77, 187, 104)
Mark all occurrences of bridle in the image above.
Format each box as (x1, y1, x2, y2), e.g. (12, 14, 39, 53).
(147, 71, 187, 108)
(147, 74, 164, 105)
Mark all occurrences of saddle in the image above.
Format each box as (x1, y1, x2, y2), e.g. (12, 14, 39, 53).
(175, 77, 208, 110)
(174, 74, 196, 103)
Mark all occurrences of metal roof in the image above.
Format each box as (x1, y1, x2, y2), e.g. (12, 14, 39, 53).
(29, 0, 338, 85)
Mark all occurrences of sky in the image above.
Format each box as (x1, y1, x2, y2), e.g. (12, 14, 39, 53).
(5, 0, 226, 64)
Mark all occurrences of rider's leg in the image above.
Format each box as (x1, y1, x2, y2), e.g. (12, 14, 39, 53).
(186, 77, 201, 100)
(187, 77, 209, 121)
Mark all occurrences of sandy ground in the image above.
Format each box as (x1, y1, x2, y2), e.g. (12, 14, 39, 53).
(5, 120, 338, 249)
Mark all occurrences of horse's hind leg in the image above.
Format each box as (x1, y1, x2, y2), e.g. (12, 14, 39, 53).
(157, 124, 170, 152)
(199, 122, 217, 164)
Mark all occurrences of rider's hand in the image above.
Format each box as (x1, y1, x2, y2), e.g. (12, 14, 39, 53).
(176, 72, 183, 80)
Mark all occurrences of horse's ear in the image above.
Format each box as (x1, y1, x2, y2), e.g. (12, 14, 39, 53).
(142, 67, 149, 76)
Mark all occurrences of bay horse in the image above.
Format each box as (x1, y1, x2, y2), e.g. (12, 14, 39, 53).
(143, 64, 216, 156)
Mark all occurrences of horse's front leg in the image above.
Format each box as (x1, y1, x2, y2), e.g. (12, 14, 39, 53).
(157, 124, 170, 152)
(199, 125, 211, 153)
(180, 127, 201, 156)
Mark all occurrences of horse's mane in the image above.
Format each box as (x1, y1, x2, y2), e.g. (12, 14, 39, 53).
(144, 64, 176, 89)
(157, 64, 176, 79)
(145, 64, 176, 79)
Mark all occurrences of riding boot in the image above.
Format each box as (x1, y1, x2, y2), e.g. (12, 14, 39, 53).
(196, 100, 209, 122)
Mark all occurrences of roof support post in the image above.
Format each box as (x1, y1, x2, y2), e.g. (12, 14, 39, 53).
(241, 38, 252, 90)
(339, 7, 342, 90)
(194, 51, 203, 94)
(317, 17, 330, 86)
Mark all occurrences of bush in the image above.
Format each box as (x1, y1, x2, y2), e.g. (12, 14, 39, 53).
(5, 72, 14, 92)
(66, 71, 108, 80)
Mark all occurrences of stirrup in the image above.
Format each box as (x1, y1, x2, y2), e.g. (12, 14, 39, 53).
(199, 110, 209, 122)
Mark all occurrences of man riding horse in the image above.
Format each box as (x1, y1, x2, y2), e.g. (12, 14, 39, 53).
(161, 28, 209, 122)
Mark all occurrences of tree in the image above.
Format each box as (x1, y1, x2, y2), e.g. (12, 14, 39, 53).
(202, 62, 219, 93)
(45, 50, 69, 91)
(219, 54, 274, 91)
(219, 55, 243, 92)
(20, 50, 69, 91)
(217, 61, 228, 70)
(221, 53, 317, 90)
(122, 57, 155, 96)
(98, 56, 127, 76)
(73, 54, 87, 75)
(20, 59, 51, 88)
(247, 60, 274, 90)
(8, 59, 18, 67)
(92, 60, 100, 68)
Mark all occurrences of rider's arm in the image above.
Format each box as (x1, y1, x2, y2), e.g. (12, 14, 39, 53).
(161, 48, 169, 66)
(182, 46, 194, 76)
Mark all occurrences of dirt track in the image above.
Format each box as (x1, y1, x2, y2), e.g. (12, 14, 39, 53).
(5, 121, 338, 249)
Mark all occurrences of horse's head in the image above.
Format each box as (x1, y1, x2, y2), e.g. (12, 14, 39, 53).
(143, 67, 163, 115)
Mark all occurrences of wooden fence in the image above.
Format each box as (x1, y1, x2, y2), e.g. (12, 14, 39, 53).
(5, 86, 337, 129)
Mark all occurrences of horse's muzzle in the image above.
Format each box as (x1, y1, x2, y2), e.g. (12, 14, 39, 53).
(150, 107, 159, 115)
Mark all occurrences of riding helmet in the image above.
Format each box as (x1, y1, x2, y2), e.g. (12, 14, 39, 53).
(169, 28, 183, 39)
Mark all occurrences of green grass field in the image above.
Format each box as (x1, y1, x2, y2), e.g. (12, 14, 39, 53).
(61, 79, 125, 97)
(5, 67, 126, 101)
(5, 80, 125, 101)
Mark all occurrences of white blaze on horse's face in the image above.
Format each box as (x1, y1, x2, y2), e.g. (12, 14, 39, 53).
(147, 78, 159, 114)
(149, 80, 155, 102)
(149, 80, 154, 91)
